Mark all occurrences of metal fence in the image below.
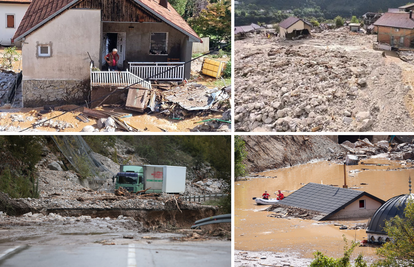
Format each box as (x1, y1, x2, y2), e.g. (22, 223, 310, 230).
(129, 62, 185, 81)
(180, 194, 227, 203)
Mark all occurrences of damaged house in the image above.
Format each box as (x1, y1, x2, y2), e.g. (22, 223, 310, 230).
(278, 183, 385, 220)
(13, 0, 201, 107)
(278, 17, 312, 39)
(0, 0, 31, 46)
(374, 11, 414, 49)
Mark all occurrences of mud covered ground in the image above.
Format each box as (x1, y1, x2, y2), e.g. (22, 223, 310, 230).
(235, 28, 414, 132)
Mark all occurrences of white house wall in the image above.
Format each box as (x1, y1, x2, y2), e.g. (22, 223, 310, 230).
(0, 3, 29, 46)
(23, 9, 101, 80)
(22, 9, 101, 107)
(328, 196, 382, 220)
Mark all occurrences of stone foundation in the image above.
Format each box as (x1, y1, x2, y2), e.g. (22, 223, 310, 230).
(23, 79, 89, 107)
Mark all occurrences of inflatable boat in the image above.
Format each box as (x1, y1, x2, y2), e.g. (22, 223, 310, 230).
(254, 198, 279, 205)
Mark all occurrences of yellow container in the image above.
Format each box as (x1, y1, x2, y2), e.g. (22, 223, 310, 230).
(201, 58, 226, 78)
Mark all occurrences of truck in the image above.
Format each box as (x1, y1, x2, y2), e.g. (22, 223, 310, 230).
(114, 165, 186, 194)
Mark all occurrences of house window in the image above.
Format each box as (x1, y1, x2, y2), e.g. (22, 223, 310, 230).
(394, 28, 400, 32)
(400, 36, 404, 45)
(149, 33, 168, 55)
(6, 14, 15, 28)
(38, 45, 51, 57)
(359, 199, 366, 209)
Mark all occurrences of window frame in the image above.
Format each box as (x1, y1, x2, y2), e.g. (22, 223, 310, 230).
(6, 14, 15, 29)
(37, 45, 51, 57)
(359, 199, 366, 209)
(149, 32, 168, 56)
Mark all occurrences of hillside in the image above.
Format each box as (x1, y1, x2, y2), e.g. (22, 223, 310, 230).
(235, 0, 409, 25)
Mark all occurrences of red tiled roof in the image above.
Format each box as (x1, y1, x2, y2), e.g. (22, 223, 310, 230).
(14, 0, 200, 42)
(136, 0, 200, 42)
(14, 0, 74, 41)
(374, 12, 414, 29)
(0, 0, 31, 3)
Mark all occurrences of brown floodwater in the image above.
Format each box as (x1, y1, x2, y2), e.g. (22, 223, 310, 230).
(235, 160, 414, 260)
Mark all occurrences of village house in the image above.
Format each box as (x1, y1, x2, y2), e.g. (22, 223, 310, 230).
(278, 17, 312, 39)
(0, 0, 31, 46)
(13, 0, 201, 107)
(374, 11, 414, 48)
(278, 183, 385, 220)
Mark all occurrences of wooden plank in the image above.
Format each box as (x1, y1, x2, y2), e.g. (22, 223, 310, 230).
(125, 88, 149, 113)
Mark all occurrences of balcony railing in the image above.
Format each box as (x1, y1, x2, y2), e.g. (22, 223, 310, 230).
(90, 64, 152, 89)
(128, 62, 185, 81)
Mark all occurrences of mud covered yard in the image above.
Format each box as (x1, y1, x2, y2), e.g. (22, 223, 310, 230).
(234, 28, 414, 132)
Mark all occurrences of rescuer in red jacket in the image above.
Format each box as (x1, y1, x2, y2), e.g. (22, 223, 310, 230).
(277, 190, 284, 200)
(262, 191, 270, 200)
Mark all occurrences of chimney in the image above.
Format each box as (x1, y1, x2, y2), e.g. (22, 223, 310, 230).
(410, 10, 413, 19)
(160, 0, 168, 8)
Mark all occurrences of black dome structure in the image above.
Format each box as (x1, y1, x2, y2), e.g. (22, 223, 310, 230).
(366, 194, 413, 243)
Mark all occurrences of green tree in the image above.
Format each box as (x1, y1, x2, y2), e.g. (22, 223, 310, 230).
(1, 46, 20, 69)
(335, 16, 344, 28)
(169, 0, 188, 16)
(351, 15, 359, 23)
(310, 19, 320, 27)
(311, 236, 368, 267)
(235, 136, 247, 180)
(188, 0, 231, 48)
(373, 199, 414, 267)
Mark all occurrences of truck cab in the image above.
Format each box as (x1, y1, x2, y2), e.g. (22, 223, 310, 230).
(114, 172, 144, 193)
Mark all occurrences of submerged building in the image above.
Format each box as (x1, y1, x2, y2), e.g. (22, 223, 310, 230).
(366, 193, 413, 243)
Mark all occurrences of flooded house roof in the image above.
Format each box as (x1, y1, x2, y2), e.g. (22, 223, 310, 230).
(366, 193, 413, 235)
(374, 12, 414, 29)
(279, 183, 385, 220)
(279, 17, 312, 29)
(13, 0, 201, 42)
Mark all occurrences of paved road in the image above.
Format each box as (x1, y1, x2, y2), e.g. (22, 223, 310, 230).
(0, 241, 230, 267)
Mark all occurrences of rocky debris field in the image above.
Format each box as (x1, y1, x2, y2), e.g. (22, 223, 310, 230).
(235, 28, 414, 132)
(340, 137, 414, 163)
(234, 250, 312, 267)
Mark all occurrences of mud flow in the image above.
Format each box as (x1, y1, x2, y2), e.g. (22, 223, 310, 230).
(235, 160, 413, 260)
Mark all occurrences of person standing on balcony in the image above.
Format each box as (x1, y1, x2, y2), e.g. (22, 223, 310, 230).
(105, 48, 119, 71)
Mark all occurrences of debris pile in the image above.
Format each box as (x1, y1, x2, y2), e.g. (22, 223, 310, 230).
(266, 204, 322, 220)
(340, 137, 414, 162)
(0, 71, 17, 103)
(234, 250, 312, 267)
(235, 28, 414, 132)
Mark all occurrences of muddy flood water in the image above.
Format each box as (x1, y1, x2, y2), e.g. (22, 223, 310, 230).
(235, 159, 414, 261)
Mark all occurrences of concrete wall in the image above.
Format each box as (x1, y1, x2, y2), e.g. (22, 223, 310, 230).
(22, 9, 101, 107)
(328, 196, 382, 220)
(0, 3, 29, 46)
(192, 37, 209, 54)
(280, 20, 312, 39)
(377, 26, 414, 48)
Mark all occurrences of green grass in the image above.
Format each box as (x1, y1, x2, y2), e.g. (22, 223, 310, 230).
(204, 78, 231, 88)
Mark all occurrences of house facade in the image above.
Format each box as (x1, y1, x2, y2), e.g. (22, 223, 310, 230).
(0, 0, 31, 46)
(374, 12, 414, 48)
(14, 0, 201, 107)
(279, 17, 312, 39)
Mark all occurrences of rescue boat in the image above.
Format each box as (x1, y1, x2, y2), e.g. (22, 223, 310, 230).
(253, 197, 280, 205)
